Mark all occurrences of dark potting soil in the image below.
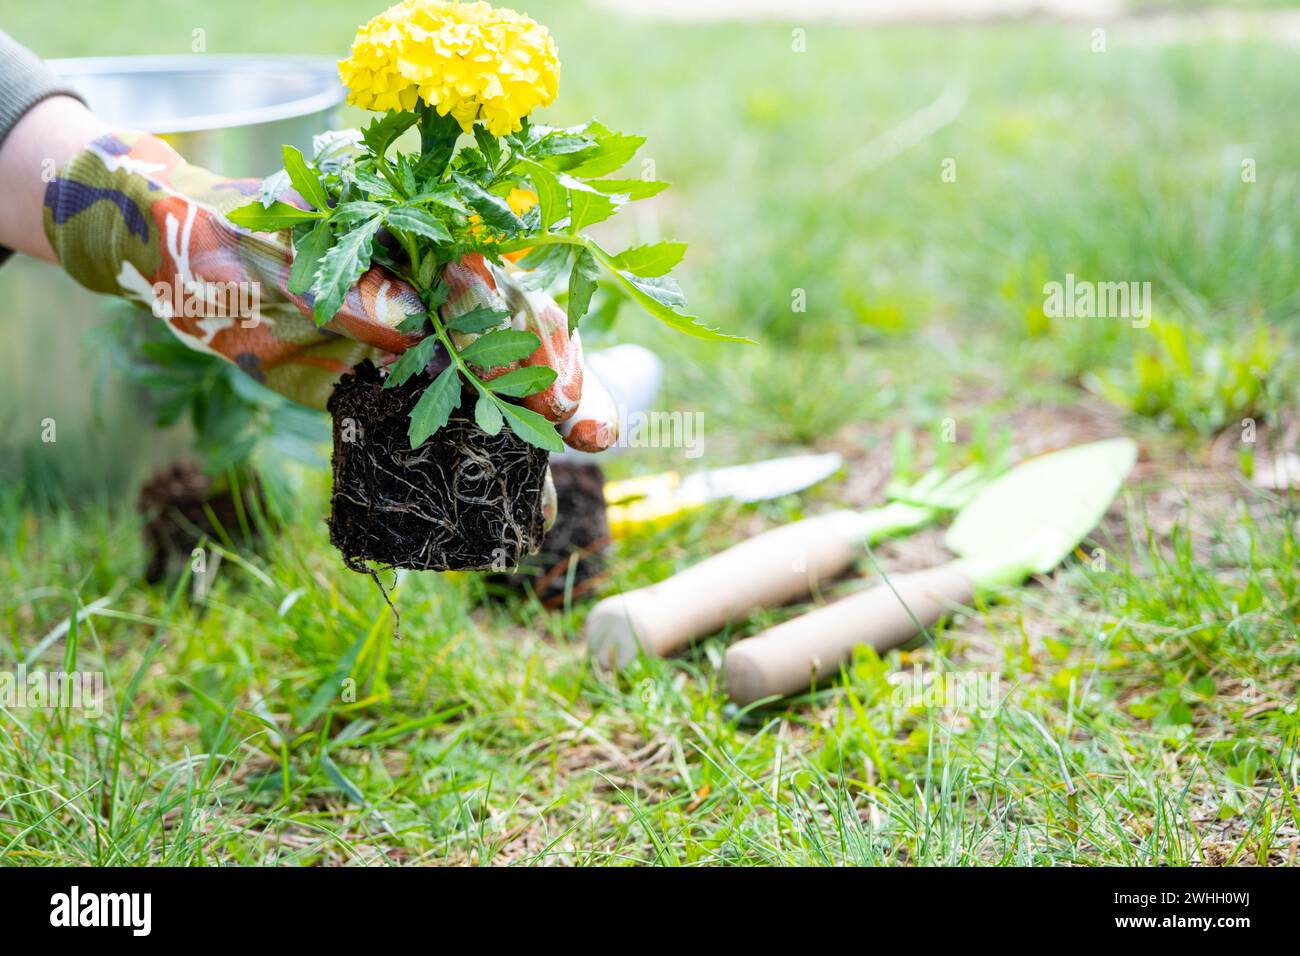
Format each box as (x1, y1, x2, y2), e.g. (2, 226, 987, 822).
(137, 460, 264, 583)
(489, 460, 610, 605)
(327, 360, 549, 572)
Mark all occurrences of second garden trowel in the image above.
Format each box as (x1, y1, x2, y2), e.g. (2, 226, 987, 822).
(724, 437, 1138, 705)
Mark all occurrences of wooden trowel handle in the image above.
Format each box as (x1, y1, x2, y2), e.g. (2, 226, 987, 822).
(586, 510, 870, 669)
(723, 563, 974, 705)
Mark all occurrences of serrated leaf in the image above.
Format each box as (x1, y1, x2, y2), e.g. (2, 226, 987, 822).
(227, 200, 323, 232)
(425, 282, 450, 311)
(590, 244, 749, 343)
(282, 144, 331, 212)
(586, 178, 669, 200)
(568, 247, 600, 332)
(446, 306, 511, 335)
(473, 123, 502, 171)
(396, 311, 429, 334)
(417, 250, 438, 288)
(624, 273, 687, 308)
(385, 205, 452, 244)
(459, 329, 540, 369)
(500, 402, 564, 452)
(311, 128, 362, 173)
(258, 169, 291, 207)
(487, 365, 557, 398)
(312, 216, 383, 325)
(514, 243, 571, 291)
(566, 125, 645, 178)
(452, 173, 524, 235)
(518, 159, 566, 231)
(474, 390, 504, 435)
(611, 241, 687, 278)
(383, 335, 440, 389)
(352, 168, 397, 199)
(407, 186, 470, 214)
(288, 220, 332, 295)
(569, 190, 618, 231)
(361, 111, 418, 158)
(407, 365, 462, 447)
(332, 200, 388, 226)
(528, 128, 592, 158)
(396, 153, 419, 196)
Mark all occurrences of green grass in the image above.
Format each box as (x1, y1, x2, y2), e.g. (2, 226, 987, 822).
(2, 1, 1299, 865)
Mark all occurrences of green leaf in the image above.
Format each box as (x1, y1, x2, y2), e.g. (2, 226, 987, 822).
(518, 159, 566, 231)
(288, 220, 332, 295)
(385, 205, 452, 244)
(499, 402, 563, 452)
(568, 246, 600, 332)
(586, 178, 669, 200)
(333, 200, 388, 226)
(487, 365, 556, 398)
(396, 153, 419, 195)
(352, 168, 397, 199)
(281, 144, 331, 212)
(425, 281, 450, 311)
(566, 125, 645, 178)
(474, 390, 504, 435)
(473, 123, 502, 171)
(258, 169, 291, 207)
(525, 126, 592, 158)
(408, 365, 462, 447)
(526, 127, 594, 158)
(590, 243, 749, 343)
(383, 335, 440, 389)
(446, 306, 511, 335)
(459, 329, 540, 369)
(452, 173, 524, 235)
(417, 250, 438, 288)
(227, 200, 323, 232)
(361, 111, 418, 158)
(396, 311, 429, 334)
(625, 273, 687, 308)
(611, 241, 687, 277)
(514, 243, 571, 290)
(312, 216, 383, 326)
(407, 186, 470, 215)
(569, 190, 618, 231)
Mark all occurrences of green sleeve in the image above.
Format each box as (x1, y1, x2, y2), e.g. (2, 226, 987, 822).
(0, 29, 88, 266)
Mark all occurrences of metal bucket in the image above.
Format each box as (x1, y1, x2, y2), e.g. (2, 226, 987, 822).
(0, 56, 344, 497)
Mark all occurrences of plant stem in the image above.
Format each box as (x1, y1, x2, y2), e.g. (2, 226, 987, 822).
(391, 227, 488, 397)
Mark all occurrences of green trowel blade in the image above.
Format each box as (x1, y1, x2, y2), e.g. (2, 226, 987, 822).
(944, 437, 1137, 583)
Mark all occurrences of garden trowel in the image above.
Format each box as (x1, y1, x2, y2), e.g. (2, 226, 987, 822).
(602, 452, 845, 537)
(587, 457, 996, 669)
(723, 437, 1137, 705)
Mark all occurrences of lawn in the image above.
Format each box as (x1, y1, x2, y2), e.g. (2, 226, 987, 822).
(1, 0, 1298, 864)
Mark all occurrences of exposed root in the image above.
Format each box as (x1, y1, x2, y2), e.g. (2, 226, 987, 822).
(327, 361, 548, 572)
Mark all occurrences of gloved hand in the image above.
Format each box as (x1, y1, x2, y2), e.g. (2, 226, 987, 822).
(44, 131, 421, 409)
(41, 130, 621, 453)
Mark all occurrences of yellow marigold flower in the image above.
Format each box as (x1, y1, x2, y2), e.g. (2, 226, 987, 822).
(338, 0, 560, 136)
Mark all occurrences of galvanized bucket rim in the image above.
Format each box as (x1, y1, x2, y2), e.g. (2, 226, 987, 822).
(47, 54, 347, 135)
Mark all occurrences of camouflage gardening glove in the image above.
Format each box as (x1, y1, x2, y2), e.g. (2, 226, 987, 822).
(43, 131, 424, 409)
